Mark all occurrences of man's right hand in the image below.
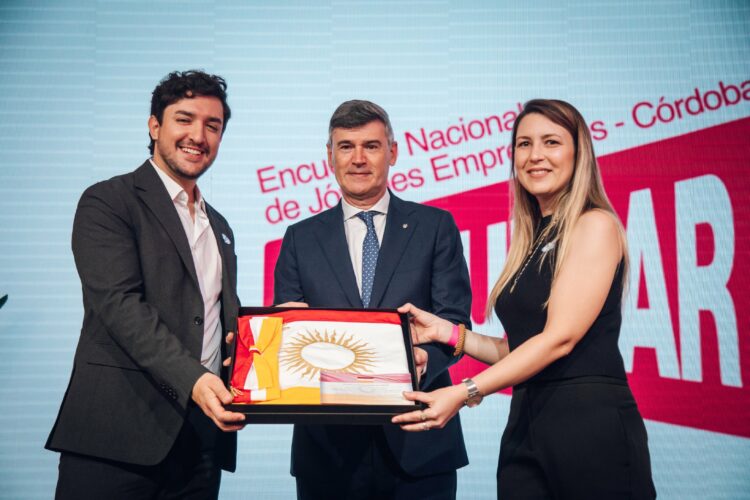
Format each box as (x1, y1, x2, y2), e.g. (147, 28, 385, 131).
(191, 372, 246, 432)
(413, 347, 428, 385)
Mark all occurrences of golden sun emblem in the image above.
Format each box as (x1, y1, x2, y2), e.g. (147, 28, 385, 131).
(280, 328, 377, 380)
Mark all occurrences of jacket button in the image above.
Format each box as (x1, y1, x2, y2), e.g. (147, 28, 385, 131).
(193, 316, 203, 326)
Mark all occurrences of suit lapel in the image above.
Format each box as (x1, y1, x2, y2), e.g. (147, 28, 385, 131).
(134, 161, 200, 288)
(206, 203, 236, 313)
(206, 205, 239, 374)
(369, 195, 417, 308)
(313, 203, 362, 307)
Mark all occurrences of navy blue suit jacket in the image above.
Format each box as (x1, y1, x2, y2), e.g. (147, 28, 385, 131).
(274, 193, 471, 478)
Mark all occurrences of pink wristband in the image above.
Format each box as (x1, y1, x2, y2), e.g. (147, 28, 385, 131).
(447, 324, 459, 347)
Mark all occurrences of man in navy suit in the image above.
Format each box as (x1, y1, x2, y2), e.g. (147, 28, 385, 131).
(274, 100, 472, 499)
(46, 70, 245, 499)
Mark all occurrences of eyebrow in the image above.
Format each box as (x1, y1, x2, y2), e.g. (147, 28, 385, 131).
(174, 110, 223, 125)
(336, 139, 382, 146)
(516, 133, 562, 141)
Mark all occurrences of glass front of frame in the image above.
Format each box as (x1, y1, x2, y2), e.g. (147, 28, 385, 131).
(226, 307, 420, 424)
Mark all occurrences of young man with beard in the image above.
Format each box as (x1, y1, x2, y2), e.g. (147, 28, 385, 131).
(46, 70, 245, 499)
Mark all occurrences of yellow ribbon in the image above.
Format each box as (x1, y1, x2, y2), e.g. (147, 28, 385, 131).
(243, 317, 283, 401)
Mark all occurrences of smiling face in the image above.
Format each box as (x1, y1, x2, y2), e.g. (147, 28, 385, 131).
(148, 95, 224, 192)
(513, 113, 576, 215)
(328, 120, 398, 209)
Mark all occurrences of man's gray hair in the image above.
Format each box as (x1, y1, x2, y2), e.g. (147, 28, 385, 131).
(327, 100, 394, 146)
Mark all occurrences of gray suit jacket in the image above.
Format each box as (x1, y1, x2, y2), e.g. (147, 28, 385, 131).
(46, 161, 238, 470)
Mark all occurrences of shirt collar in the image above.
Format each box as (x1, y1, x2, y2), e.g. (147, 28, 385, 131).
(342, 190, 390, 220)
(150, 159, 206, 210)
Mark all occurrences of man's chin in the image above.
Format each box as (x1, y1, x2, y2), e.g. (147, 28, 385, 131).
(175, 170, 204, 181)
(169, 162, 212, 181)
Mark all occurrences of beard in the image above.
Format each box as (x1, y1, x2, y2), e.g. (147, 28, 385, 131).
(156, 140, 214, 181)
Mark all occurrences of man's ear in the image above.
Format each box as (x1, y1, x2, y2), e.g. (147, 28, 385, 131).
(148, 115, 160, 142)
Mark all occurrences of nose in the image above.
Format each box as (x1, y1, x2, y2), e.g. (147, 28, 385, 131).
(188, 122, 206, 145)
(352, 146, 366, 166)
(529, 142, 544, 162)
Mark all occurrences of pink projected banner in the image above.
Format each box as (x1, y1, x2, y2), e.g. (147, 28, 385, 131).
(262, 117, 750, 438)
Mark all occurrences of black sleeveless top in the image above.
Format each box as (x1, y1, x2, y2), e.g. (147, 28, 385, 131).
(494, 215, 627, 383)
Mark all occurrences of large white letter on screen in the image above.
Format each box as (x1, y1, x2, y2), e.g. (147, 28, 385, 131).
(676, 174, 740, 387)
(621, 188, 679, 378)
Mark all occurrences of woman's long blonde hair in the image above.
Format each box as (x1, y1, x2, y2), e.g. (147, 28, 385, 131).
(485, 99, 628, 319)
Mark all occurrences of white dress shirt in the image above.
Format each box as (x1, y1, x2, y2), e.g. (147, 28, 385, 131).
(341, 191, 390, 296)
(151, 160, 223, 374)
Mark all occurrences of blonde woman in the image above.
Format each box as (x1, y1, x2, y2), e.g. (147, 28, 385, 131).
(393, 100, 656, 499)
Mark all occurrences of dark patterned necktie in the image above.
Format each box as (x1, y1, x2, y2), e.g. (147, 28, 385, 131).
(356, 211, 380, 308)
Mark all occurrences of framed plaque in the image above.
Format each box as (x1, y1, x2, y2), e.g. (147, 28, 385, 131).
(226, 307, 422, 424)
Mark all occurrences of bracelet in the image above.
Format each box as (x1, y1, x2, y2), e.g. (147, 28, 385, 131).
(453, 324, 466, 357)
(447, 324, 459, 347)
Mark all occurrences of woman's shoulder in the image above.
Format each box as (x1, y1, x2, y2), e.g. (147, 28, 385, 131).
(577, 208, 620, 231)
(570, 209, 623, 254)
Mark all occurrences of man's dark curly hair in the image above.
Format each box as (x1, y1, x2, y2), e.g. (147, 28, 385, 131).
(148, 70, 231, 155)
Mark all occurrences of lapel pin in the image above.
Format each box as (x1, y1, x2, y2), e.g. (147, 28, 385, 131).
(222, 233, 231, 245)
(402, 223, 408, 229)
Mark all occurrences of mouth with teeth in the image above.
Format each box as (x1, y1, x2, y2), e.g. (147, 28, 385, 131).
(178, 143, 207, 159)
(526, 166, 553, 176)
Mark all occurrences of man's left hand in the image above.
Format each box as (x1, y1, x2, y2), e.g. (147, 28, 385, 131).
(222, 331, 235, 368)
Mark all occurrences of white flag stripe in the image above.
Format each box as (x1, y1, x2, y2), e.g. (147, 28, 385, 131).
(278, 320, 409, 390)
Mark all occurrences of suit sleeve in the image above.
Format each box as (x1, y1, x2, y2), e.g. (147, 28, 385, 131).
(420, 210, 472, 389)
(273, 224, 305, 304)
(72, 184, 207, 408)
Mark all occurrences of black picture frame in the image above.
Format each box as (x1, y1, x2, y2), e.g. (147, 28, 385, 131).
(225, 306, 423, 424)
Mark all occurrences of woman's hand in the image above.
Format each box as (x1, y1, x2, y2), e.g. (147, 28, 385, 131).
(398, 303, 454, 346)
(391, 384, 466, 432)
